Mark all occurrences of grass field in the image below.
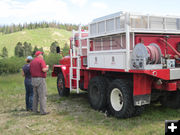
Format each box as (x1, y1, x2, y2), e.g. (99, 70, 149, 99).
(1, 73, 180, 135)
(0, 28, 71, 57)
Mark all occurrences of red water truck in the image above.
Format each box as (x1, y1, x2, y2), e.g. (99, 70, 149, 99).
(52, 12, 180, 118)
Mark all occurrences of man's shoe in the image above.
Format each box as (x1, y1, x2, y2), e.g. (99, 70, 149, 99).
(41, 112, 50, 115)
(33, 111, 40, 113)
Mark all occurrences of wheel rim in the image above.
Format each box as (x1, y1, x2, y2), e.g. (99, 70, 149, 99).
(58, 78, 63, 90)
(110, 88, 123, 111)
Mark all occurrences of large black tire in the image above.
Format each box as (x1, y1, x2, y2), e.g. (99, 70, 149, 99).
(57, 73, 70, 97)
(88, 76, 109, 110)
(160, 91, 180, 109)
(107, 79, 134, 118)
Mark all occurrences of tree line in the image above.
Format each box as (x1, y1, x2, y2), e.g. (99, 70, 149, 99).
(0, 22, 88, 34)
(14, 41, 43, 57)
(0, 41, 68, 75)
(0, 40, 69, 59)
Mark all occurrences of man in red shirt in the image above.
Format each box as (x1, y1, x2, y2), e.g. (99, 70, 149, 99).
(30, 51, 49, 115)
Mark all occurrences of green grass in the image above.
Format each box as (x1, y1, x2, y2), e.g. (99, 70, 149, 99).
(0, 28, 71, 57)
(1, 73, 180, 135)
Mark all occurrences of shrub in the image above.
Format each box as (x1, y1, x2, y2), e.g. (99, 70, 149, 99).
(0, 57, 25, 75)
(50, 41, 59, 53)
(0, 54, 62, 75)
(44, 53, 62, 71)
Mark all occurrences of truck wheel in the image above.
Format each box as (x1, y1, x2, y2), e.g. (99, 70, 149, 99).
(160, 91, 180, 109)
(107, 79, 134, 118)
(57, 73, 70, 97)
(88, 76, 108, 110)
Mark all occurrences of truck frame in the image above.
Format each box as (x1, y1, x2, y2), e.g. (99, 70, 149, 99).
(52, 12, 180, 118)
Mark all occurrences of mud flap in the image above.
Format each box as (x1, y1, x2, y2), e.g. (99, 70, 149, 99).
(133, 94, 151, 106)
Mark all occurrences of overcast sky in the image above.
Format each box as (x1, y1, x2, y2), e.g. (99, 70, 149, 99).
(0, 0, 180, 25)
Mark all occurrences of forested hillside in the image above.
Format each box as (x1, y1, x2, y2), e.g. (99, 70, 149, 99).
(0, 22, 87, 34)
(0, 28, 71, 57)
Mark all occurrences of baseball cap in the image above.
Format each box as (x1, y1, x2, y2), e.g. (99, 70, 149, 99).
(35, 51, 43, 56)
(26, 56, 33, 60)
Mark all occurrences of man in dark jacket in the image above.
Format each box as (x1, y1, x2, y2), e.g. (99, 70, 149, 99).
(30, 51, 49, 115)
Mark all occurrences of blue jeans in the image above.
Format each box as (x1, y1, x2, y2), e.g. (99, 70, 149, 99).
(24, 78, 33, 110)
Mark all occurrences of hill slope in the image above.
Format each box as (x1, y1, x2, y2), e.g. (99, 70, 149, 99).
(0, 28, 72, 57)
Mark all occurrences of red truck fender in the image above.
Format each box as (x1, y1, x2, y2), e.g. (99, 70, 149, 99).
(52, 65, 69, 88)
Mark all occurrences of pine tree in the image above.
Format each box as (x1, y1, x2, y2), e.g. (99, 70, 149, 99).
(24, 42, 32, 56)
(50, 41, 59, 53)
(29, 43, 32, 56)
(24, 41, 29, 56)
(39, 47, 44, 53)
(1, 47, 8, 58)
(15, 42, 24, 57)
(32, 46, 39, 56)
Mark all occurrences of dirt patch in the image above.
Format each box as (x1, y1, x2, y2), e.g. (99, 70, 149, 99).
(21, 31, 26, 34)
(0, 113, 10, 126)
(52, 32, 62, 37)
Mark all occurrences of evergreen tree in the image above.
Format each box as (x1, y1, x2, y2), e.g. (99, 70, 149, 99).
(24, 42, 32, 56)
(32, 46, 44, 56)
(24, 41, 29, 56)
(50, 41, 59, 53)
(15, 42, 20, 56)
(32, 46, 39, 56)
(39, 47, 44, 53)
(29, 43, 32, 55)
(1, 47, 8, 58)
(15, 42, 24, 57)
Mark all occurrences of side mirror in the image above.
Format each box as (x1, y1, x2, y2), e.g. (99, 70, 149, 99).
(56, 46, 60, 53)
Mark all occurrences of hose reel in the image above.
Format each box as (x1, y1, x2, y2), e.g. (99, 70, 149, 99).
(131, 43, 162, 69)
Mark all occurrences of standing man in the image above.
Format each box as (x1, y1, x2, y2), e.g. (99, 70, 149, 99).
(22, 56, 33, 111)
(30, 51, 49, 115)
